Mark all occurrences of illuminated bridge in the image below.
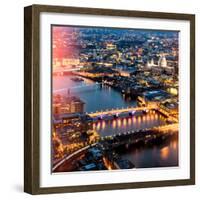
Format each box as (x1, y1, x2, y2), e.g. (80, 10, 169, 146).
(99, 123, 178, 151)
(88, 105, 178, 123)
(52, 123, 178, 172)
(53, 66, 82, 75)
(53, 83, 100, 93)
(88, 105, 157, 118)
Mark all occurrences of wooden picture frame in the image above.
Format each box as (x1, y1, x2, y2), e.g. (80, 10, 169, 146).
(24, 4, 195, 194)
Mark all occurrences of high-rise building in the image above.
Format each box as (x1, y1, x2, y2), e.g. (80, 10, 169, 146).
(70, 99, 85, 113)
(52, 96, 85, 115)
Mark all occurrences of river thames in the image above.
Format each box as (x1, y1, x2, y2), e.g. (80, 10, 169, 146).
(53, 75, 178, 168)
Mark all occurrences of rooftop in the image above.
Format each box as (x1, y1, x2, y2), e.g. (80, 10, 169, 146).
(143, 90, 170, 102)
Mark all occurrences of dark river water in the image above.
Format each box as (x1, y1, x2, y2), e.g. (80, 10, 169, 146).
(53, 75, 178, 168)
(53, 75, 136, 112)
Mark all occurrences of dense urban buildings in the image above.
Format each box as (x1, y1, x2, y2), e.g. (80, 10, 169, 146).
(52, 25, 179, 172)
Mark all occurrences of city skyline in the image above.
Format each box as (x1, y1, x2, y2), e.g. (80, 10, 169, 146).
(52, 25, 179, 173)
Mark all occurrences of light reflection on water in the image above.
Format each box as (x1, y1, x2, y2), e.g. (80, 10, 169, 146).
(119, 137, 178, 168)
(53, 75, 136, 112)
(53, 75, 178, 168)
(93, 113, 166, 137)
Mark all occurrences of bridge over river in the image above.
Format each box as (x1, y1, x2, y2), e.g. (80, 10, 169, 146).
(53, 123, 178, 172)
(88, 105, 178, 123)
(88, 105, 156, 118)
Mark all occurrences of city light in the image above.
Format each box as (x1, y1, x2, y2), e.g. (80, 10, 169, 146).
(52, 25, 179, 172)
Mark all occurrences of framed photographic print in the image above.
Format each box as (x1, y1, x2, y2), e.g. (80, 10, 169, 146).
(24, 4, 195, 194)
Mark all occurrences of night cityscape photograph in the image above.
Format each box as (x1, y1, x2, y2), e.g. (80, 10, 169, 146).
(51, 25, 179, 173)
